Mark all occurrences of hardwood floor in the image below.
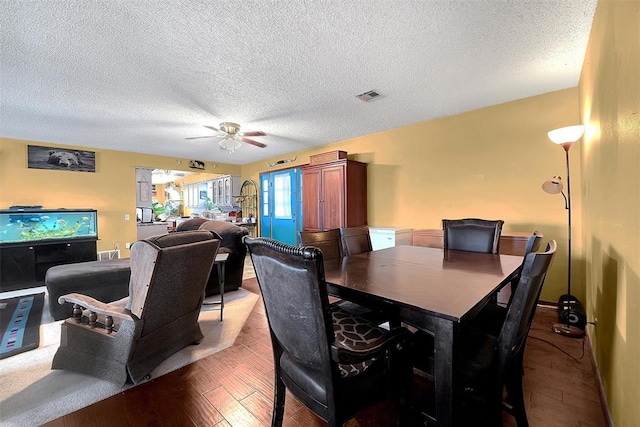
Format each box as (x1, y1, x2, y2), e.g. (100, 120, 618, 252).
(43, 278, 608, 427)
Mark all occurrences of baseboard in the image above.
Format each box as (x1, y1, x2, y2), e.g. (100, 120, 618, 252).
(585, 326, 614, 427)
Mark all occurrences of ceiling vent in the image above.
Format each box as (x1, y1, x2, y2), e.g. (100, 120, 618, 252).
(356, 90, 381, 102)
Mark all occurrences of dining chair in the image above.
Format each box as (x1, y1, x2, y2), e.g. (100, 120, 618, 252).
(339, 225, 373, 256)
(243, 236, 412, 427)
(473, 231, 544, 336)
(416, 240, 557, 426)
(442, 218, 505, 254)
(298, 229, 343, 260)
(299, 228, 390, 324)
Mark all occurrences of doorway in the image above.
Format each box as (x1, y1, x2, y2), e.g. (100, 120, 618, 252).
(259, 168, 302, 245)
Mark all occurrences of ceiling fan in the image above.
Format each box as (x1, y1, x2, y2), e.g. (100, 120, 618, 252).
(186, 122, 267, 153)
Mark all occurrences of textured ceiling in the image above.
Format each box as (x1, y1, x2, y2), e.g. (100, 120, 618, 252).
(1, 1, 597, 165)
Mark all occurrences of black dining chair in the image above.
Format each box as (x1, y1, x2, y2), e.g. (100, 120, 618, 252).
(416, 240, 557, 426)
(243, 236, 412, 427)
(473, 230, 544, 336)
(299, 228, 391, 325)
(298, 229, 344, 260)
(339, 225, 373, 256)
(442, 218, 504, 254)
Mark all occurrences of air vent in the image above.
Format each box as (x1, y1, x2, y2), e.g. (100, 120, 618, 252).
(356, 90, 381, 102)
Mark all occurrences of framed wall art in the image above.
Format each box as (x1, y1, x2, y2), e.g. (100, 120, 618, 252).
(27, 145, 96, 172)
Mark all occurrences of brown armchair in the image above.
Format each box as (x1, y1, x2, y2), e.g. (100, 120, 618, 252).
(51, 230, 220, 384)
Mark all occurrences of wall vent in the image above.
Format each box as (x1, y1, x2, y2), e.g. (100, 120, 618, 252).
(97, 249, 120, 261)
(356, 90, 381, 102)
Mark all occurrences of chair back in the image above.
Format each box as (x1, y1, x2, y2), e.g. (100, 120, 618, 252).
(127, 231, 220, 333)
(524, 230, 543, 255)
(298, 229, 343, 260)
(340, 226, 373, 256)
(442, 218, 504, 253)
(244, 237, 335, 384)
(496, 240, 556, 373)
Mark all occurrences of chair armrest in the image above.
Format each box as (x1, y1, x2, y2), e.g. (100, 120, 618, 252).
(331, 327, 411, 365)
(58, 293, 134, 322)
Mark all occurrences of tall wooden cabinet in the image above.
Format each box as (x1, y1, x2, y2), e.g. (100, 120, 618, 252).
(301, 154, 367, 231)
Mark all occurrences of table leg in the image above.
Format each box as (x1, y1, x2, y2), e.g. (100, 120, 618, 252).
(217, 261, 225, 321)
(434, 317, 456, 426)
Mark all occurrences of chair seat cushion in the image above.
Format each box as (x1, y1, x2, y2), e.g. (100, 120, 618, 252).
(331, 305, 389, 377)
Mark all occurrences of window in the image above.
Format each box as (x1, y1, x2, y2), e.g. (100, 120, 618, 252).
(273, 173, 292, 219)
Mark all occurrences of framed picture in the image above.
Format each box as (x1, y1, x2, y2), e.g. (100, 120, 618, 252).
(139, 180, 150, 202)
(27, 145, 96, 172)
(189, 160, 205, 170)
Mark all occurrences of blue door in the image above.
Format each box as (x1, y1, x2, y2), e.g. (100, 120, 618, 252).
(260, 169, 301, 245)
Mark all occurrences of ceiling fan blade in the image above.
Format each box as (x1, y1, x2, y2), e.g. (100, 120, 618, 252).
(241, 137, 267, 148)
(203, 125, 221, 132)
(241, 131, 266, 137)
(185, 135, 217, 140)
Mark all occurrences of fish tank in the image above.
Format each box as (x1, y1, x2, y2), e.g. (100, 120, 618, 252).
(0, 208, 98, 244)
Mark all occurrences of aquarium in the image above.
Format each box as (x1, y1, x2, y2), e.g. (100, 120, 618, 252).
(0, 208, 98, 244)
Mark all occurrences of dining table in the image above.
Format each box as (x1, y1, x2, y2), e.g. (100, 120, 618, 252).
(323, 245, 524, 426)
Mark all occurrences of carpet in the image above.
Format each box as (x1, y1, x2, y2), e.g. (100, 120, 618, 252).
(0, 293, 44, 360)
(0, 288, 258, 427)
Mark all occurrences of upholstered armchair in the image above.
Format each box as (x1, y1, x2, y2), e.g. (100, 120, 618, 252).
(51, 230, 220, 385)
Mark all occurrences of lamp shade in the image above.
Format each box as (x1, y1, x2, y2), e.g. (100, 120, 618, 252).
(219, 136, 242, 153)
(547, 125, 585, 145)
(542, 176, 564, 194)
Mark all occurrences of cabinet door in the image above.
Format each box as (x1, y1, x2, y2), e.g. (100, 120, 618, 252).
(0, 245, 36, 289)
(212, 180, 218, 205)
(67, 241, 98, 263)
(224, 177, 231, 205)
(302, 168, 322, 231)
(321, 165, 345, 230)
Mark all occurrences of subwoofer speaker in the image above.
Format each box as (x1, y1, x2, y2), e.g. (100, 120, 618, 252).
(557, 294, 587, 329)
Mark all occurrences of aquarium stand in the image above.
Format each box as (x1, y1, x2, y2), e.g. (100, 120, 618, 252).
(0, 238, 97, 292)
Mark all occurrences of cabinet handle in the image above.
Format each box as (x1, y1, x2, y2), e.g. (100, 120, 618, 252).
(28, 247, 34, 250)
(67, 243, 71, 247)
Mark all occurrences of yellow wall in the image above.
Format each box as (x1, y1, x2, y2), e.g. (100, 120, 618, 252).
(0, 138, 239, 257)
(242, 88, 582, 302)
(578, 0, 640, 425)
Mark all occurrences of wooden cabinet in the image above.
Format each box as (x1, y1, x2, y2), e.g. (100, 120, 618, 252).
(0, 239, 97, 292)
(301, 159, 367, 231)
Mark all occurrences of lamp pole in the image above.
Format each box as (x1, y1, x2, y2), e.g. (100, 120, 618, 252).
(561, 142, 572, 297)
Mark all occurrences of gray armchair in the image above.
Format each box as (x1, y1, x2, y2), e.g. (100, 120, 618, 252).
(51, 230, 220, 385)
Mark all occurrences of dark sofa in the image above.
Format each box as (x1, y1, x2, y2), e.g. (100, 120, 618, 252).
(176, 218, 249, 296)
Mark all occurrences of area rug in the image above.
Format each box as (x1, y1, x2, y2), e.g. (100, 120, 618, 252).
(0, 288, 258, 427)
(0, 293, 45, 360)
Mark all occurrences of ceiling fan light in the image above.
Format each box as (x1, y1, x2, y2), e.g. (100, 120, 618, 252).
(219, 136, 242, 153)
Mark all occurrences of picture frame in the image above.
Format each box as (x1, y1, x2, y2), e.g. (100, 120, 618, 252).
(139, 180, 150, 202)
(27, 145, 96, 172)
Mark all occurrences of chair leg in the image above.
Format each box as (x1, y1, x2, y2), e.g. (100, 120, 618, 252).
(272, 376, 286, 427)
(505, 371, 528, 427)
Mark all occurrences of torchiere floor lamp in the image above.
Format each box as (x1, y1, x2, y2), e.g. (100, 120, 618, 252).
(542, 125, 587, 338)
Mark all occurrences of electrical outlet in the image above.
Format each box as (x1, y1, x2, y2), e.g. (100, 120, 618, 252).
(124, 214, 130, 221)
(125, 242, 131, 249)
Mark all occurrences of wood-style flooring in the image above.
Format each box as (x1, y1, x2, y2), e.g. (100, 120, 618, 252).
(43, 278, 608, 427)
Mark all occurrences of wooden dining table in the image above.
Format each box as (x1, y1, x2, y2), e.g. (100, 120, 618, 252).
(323, 245, 524, 426)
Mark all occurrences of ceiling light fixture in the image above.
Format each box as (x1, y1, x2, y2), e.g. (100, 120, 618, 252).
(219, 135, 242, 153)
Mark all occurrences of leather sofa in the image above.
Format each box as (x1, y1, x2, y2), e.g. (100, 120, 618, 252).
(176, 218, 249, 296)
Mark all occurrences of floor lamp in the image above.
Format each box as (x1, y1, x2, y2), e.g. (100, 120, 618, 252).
(542, 125, 586, 338)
